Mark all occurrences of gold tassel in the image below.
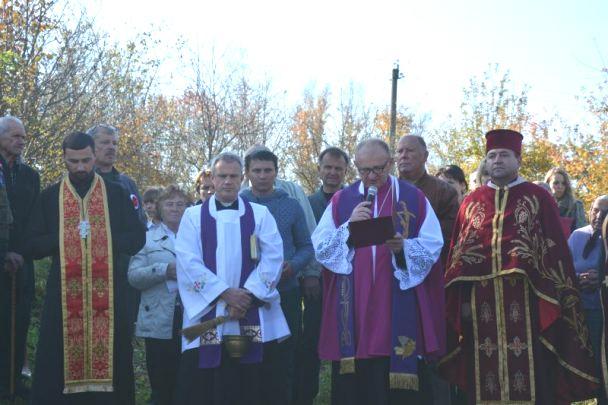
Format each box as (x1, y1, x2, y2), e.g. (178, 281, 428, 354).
(339, 357, 355, 374)
(389, 373, 419, 390)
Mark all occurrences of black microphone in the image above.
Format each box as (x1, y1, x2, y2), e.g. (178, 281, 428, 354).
(366, 186, 378, 203)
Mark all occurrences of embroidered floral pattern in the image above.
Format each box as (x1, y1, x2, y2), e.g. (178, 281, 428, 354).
(484, 372, 498, 394)
(509, 301, 522, 323)
(315, 222, 353, 275)
(188, 278, 205, 293)
(507, 336, 528, 357)
(512, 370, 528, 393)
(480, 302, 493, 323)
(394, 239, 435, 290)
(448, 202, 486, 272)
(508, 195, 592, 355)
(478, 337, 498, 358)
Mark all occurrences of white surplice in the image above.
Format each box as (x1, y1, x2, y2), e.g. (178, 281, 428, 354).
(311, 175, 444, 290)
(176, 195, 290, 351)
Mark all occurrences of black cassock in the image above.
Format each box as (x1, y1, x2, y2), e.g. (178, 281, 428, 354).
(25, 175, 146, 405)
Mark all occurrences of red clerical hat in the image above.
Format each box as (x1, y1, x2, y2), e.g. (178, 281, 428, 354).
(485, 129, 523, 155)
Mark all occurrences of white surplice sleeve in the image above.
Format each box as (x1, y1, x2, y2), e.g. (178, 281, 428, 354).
(244, 206, 284, 302)
(311, 202, 354, 275)
(392, 197, 443, 290)
(175, 207, 230, 322)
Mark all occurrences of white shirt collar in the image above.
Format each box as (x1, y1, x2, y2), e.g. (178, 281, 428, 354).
(487, 176, 526, 190)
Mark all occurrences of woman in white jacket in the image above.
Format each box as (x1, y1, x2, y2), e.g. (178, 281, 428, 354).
(128, 185, 190, 405)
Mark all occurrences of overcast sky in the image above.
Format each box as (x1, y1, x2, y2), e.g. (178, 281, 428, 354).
(82, 0, 608, 132)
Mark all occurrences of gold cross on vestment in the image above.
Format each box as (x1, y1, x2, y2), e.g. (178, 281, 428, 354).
(395, 201, 416, 239)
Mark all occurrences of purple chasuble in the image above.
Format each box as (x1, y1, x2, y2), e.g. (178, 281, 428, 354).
(328, 178, 427, 386)
(198, 197, 262, 368)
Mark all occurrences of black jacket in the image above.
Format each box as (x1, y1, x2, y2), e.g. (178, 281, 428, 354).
(0, 156, 40, 255)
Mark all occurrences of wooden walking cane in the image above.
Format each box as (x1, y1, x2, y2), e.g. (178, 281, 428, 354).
(9, 270, 17, 403)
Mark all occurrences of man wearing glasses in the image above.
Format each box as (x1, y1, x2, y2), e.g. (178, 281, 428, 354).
(312, 139, 444, 404)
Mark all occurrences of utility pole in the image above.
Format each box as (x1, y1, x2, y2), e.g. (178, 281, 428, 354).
(389, 62, 403, 152)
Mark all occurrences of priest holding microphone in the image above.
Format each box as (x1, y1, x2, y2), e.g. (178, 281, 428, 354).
(312, 138, 444, 405)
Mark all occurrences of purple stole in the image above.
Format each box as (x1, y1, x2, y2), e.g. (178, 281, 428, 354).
(333, 179, 426, 389)
(198, 197, 262, 368)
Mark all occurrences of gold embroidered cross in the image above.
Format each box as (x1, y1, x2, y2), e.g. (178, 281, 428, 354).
(395, 201, 416, 239)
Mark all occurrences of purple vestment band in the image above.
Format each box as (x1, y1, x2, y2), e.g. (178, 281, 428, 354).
(332, 179, 425, 383)
(198, 197, 262, 368)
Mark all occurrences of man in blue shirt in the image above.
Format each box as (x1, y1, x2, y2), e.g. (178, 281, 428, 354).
(568, 194, 608, 400)
(241, 149, 314, 405)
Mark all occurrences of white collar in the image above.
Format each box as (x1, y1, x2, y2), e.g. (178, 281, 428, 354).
(487, 176, 526, 190)
(208, 194, 246, 218)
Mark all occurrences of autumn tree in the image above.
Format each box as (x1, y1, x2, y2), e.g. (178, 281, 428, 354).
(429, 65, 533, 176)
(287, 88, 329, 193)
(1, 0, 162, 185)
(372, 107, 423, 152)
(557, 84, 608, 209)
(153, 55, 286, 188)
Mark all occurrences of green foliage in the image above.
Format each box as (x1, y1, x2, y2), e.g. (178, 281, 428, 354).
(430, 65, 532, 176)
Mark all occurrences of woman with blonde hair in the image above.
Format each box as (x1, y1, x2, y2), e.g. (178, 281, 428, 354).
(194, 167, 214, 204)
(544, 167, 587, 233)
(128, 185, 191, 405)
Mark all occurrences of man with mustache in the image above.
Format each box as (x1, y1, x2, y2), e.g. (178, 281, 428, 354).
(26, 131, 145, 404)
(441, 129, 598, 404)
(88, 123, 146, 335)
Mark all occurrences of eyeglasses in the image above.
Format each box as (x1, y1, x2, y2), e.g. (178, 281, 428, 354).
(356, 160, 390, 177)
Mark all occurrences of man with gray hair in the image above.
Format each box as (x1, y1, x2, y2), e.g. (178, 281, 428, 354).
(87, 123, 144, 390)
(0, 116, 39, 400)
(313, 138, 444, 404)
(174, 151, 289, 404)
(87, 124, 146, 224)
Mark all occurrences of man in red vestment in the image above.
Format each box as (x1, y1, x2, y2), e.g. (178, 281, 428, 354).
(440, 129, 598, 404)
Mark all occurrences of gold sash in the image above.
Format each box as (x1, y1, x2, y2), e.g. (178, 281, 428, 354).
(59, 174, 114, 393)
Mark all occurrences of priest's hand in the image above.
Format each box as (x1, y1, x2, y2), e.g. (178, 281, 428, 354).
(281, 262, 294, 281)
(227, 305, 247, 319)
(349, 201, 372, 222)
(220, 288, 252, 313)
(302, 276, 321, 300)
(385, 233, 404, 253)
(166, 262, 177, 280)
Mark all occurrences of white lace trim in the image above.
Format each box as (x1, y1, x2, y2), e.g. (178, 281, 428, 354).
(393, 239, 435, 290)
(314, 222, 354, 274)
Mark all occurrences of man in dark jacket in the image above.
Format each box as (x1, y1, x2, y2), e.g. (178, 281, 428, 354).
(87, 124, 145, 339)
(27, 132, 146, 404)
(0, 116, 40, 400)
(295, 146, 349, 405)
